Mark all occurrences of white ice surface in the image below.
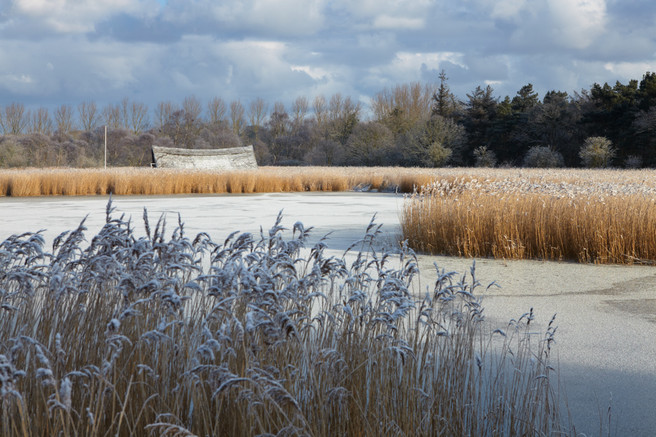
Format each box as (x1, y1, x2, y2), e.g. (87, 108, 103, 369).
(0, 192, 403, 251)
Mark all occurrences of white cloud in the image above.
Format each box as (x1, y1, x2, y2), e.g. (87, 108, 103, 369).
(0, 73, 32, 84)
(338, 0, 432, 17)
(491, 0, 527, 20)
(247, 0, 325, 35)
(331, 0, 431, 31)
(12, 0, 156, 33)
(291, 65, 329, 81)
(548, 0, 607, 49)
(163, 0, 325, 37)
(365, 51, 466, 87)
(218, 40, 289, 74)
(604, 61, 656, 79)
(373, 15, 424, 30)
(356, 32, 397, 51)
(0, 35, 164, 100)
(393, 51, 466, 73)
(488, 0, 608, 52)
(206, 38, 327, 100)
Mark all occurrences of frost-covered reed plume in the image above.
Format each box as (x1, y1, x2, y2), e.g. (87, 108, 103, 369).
(0, 199, 568, 436)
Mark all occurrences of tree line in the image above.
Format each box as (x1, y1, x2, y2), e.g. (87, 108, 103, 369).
(2, 71, 656, 168)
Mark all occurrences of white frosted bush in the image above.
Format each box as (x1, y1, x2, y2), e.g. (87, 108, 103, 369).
(579, 136, 615, 168)
(523, 146, 564, 168)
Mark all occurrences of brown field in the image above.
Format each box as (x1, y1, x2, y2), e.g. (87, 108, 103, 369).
(0, 166, 442, 197)
(401, 168, 656, 264)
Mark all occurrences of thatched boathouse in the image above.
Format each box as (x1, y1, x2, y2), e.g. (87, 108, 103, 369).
(151, 145, 258, 170)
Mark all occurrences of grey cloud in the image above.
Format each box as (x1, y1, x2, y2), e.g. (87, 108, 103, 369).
(586, 31, 656, 63)
(158, 0, 325, 38)
(606, 0, 656, 28)
(92, 14, 182, 43)
(462, 55, 509, 83)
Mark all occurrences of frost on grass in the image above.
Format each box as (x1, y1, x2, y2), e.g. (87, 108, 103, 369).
(0, 199, 567, 436)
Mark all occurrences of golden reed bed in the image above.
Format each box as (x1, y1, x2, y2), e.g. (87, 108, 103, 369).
(402, 168, 656, 264)
(3, 166, 656, 264)
(0, 166, 437, 197)
(1, 166, 653, 198)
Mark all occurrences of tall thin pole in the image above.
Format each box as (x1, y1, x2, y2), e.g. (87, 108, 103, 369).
(104, 125, 107, 169)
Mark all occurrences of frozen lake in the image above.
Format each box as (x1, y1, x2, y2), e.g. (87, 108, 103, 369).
(1, 191, 655, 435)
(0, 192, 405, 251)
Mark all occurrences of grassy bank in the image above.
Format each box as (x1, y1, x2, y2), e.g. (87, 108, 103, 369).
(0, 203, 567, 436)
(402, 168, 656, 264)
(0, 166, 442, 197)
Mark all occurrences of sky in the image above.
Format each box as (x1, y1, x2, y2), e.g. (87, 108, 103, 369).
(0, 0, 655, 117)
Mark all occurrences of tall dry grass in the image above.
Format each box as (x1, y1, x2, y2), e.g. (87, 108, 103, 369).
(0, 201, 569, 436)
(0, 166, 442, 197)
(3, 166, 656, 199)
(402, 169, 656, 264)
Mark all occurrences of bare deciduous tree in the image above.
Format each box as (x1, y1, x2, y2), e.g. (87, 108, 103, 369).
(155, 101, 178, 128)
(343, 121, 394, 166)
(54, 104, 75, 134)
(372, 82, 436, 134)
(327, 94, 361, 144)
(328, 93, 344, 123)
(313, 95, 327, 126)
(182, 96, 202, 122)
(248, 97, 268, 141)
(2, 103, 28, 135)
(78, 100, 98, 131)
(120, 97, 131, 130)
(229, 100, 245, 137)
(173, 96, 203, 145)
(30, 107, 53, 134)
(128, 101, 149, 134)
(102, 103, 122, 130)
(268, 101, 288, 140)
(291, 96, 309, 133)
(207, 97, 228, 125)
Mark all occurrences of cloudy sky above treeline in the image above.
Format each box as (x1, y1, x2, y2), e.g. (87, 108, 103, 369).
(0, 0, 654, 114)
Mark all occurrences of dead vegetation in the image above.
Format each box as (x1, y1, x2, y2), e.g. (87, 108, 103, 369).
(0, 201, 567, 436)
(402, 168, 656, 264)
(0, 166, 443, 197)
